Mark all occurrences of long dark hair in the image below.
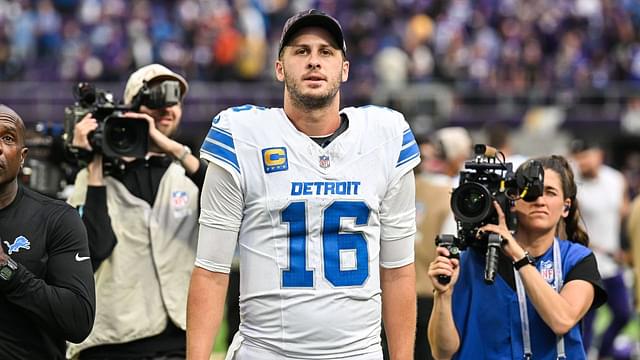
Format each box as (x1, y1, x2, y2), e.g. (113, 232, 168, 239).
(532, 155, 589, 246)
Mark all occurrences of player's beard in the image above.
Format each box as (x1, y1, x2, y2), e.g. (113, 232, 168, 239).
(284, 70, 341, 110)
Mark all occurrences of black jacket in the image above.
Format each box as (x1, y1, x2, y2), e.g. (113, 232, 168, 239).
(0, 185, 95, 360)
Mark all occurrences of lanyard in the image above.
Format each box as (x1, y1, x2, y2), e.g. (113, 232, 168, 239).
(514, 239, 566, 360)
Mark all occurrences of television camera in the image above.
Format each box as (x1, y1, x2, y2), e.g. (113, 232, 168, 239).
(436, 144, 545, 285)
(63, 80, 181, 160)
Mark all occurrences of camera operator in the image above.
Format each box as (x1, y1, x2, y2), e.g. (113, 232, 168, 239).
(428, 155, 607, 360)
(66, 64, 206, 359)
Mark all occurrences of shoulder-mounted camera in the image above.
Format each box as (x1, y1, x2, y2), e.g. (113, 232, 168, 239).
(436, 144, 544, 284)
(62, 80, 181, 162)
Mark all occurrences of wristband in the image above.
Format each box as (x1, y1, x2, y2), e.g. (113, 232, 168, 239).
(177, 145, 191, 162)
(513, 251, 536, 270)
(0, 257, 18, 281)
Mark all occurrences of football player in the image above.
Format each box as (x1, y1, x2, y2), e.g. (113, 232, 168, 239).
(187, 9, 420, 360)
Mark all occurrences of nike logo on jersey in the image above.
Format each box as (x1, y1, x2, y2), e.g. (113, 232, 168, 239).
(291, 181, 361, 196)
(75, 253, 91, 262)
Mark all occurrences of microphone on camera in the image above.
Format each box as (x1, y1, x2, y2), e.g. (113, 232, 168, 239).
(484, 233, 503, 284)
(474, 144, 499, 158)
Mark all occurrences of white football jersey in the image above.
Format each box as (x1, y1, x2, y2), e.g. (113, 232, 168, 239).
(200, 104, 420, 358)
(575, 165, 625, 278)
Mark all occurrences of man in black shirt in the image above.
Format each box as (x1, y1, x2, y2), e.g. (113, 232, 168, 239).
(66, 64, 207, 359)
(0, 104, 95, 359)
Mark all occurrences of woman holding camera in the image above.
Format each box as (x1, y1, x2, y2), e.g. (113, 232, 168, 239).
(428, 155, 607, 360)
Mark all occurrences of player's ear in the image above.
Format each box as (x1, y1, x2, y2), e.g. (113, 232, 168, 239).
(341, 59, 349, 82)
(275, 60, 285, 82)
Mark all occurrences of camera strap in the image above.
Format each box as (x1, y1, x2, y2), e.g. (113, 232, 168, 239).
(514, 239, 566, 360)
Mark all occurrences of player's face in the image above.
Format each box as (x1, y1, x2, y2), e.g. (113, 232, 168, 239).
(515, 169, 569, 234)
(276, 27, 349, 109)
(0, 113, 27, 188)
(139, 103, 182, 137)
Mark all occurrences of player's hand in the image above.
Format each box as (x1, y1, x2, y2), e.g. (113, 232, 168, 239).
(477, 201, 525, 262)
(428, 246, 460, 294)
(72, 113, 98, 151)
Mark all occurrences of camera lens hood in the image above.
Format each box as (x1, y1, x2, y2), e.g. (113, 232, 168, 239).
(451, 182, 493, 223)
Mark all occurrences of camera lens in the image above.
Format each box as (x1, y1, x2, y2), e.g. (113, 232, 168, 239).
(107, 121, 137, 151)
(451, 182, 493, 223)
(102, 116, 149, 158)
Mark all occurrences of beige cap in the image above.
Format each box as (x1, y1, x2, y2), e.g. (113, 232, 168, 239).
(433, 126, 472, 161)
(123, 64, 189, 105)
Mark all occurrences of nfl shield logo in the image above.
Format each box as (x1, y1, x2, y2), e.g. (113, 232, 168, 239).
(540, 260, 554, 286)
(319, 155, 330, 169)
(172, 191, 189, 210)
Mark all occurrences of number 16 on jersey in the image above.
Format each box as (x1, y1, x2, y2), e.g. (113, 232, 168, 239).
(281, 200, 371, 288)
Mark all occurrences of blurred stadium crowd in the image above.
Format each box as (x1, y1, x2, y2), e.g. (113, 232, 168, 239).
(1, 0, 640, 197)
(1, 0, 640, 92)
(2, 1, 640, 358)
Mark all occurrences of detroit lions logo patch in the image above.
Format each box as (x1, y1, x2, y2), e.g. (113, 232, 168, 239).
(4, 236, 31, 255)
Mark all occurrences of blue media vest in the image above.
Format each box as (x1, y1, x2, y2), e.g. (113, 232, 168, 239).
(451, 239, 592, 360)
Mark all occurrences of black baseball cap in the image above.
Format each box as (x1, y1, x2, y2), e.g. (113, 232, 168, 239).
(278, 9, 347, 56)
